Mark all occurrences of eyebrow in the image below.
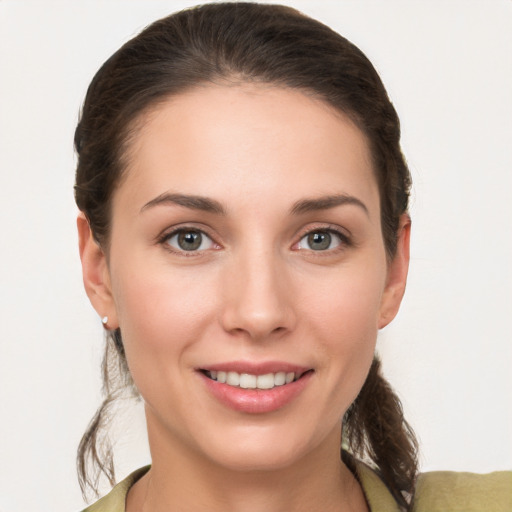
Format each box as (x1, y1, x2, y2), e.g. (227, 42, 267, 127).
(140, 192, 226, 215)
(290, 194, 369, 216)
(140, 192, 368, 217)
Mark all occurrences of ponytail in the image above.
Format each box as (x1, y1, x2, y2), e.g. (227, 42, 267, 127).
(343, 357, 419, 510)
(77, 329, 137, 499)
(75, 2, 418, 503)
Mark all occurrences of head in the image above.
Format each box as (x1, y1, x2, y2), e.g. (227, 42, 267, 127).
(75, 2, 416, 508)
(75, 3, 410, 256)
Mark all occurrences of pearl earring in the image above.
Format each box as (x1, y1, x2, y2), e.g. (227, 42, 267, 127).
(102, 316, 108, 326)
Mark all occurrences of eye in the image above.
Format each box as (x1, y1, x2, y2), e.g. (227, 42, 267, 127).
(297, 229, 345, 251)
(165, 229, 215, 252)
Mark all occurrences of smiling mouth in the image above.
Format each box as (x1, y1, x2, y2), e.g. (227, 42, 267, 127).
(201, 369, 312, 390)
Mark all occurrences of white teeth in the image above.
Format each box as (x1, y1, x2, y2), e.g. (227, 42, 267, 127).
(226, 371, 240, 386)
(239, 373, 257, 389)
(207, 370, 299, 389)
(256, 373, 275, 389)
(274, 372, 286, 386)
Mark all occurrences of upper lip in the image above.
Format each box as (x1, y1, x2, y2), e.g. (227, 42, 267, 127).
(198, 361, 312, 376)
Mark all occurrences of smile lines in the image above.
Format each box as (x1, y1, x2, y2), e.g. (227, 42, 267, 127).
(204, 370, 301, 390)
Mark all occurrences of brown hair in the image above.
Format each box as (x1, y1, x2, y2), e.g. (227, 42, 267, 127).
(75, 2, 417, 508)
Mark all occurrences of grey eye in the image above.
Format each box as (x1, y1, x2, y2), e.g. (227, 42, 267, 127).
(166, 230, 214, 252)
(298, 230, 341, 251)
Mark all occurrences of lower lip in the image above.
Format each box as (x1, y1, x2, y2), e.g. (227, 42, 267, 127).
(200, 371, 313, 414)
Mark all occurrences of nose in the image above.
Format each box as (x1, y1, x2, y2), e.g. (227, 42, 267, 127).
(220, 247, 297, 341)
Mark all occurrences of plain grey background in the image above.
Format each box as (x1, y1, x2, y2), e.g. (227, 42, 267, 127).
(1, 1, 511, 510)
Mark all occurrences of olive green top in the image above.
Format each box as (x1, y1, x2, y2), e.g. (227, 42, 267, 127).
(82, 463, 512, 512)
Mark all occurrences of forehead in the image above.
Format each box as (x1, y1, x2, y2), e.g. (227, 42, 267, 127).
(117, 84, 379, 216)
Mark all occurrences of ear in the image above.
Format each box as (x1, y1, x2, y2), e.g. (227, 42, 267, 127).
(77, 213, 119, 329)
(378, 214, 411, 329)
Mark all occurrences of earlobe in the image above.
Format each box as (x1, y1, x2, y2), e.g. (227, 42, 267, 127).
(77, 213, 119, 329)
(378, 215, 411, 329)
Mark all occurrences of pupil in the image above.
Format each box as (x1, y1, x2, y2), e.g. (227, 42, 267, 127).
(308, 231, 331, 250)
(178, 231, 202, 250)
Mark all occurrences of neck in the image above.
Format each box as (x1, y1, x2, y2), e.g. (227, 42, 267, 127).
(127, 414, 368, 512)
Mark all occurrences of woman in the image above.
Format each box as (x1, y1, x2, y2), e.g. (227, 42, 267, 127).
(74, 3, 510, 511)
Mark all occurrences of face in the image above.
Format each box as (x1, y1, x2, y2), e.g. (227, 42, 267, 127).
(80, 84, 409, 473)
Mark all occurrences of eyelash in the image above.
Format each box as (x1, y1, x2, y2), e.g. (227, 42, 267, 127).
(157, 226, 219, 257)
(157, 224, 352, 257)
(295, 225, 352, 254)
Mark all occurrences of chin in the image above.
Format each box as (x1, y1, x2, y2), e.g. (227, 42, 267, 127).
(197, 422, 332, 474)
(209, 445, 303, 473)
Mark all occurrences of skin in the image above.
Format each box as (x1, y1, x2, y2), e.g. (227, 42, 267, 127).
(78, 84, 410, 512)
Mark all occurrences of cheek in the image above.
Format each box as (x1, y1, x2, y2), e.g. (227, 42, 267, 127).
(109, 261, 220, 384)
(305, 261, 385, 345)
(303, 263, 385, 406)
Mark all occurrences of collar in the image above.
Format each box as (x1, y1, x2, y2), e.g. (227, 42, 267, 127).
(83, 462, 401, 512)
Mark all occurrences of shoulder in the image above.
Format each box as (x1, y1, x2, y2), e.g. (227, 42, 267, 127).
(355, 462, 402, 511)
(80, 466, 150, 512)
(355, 460, 512, 512)
(412, 469, 512, 512)
(78, 464, 511, 512)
